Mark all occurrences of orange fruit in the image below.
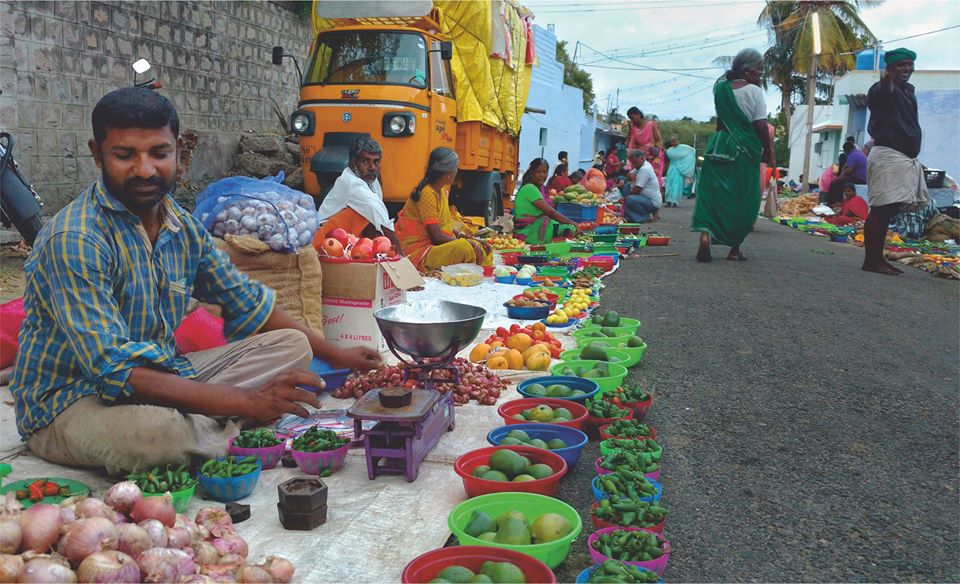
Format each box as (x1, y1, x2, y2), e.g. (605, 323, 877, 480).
(526, 351, 551, 371)
(469, 343, 491, 363)
(485, 355, 509, 370)
(504, 349, 524, 370)
(506, 333, 533, 352)
(531, 322, 547, 332)
(489, 341, 505, 350)
(522, 343, 551, 361)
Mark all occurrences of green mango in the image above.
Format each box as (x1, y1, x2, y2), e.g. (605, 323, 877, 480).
(477, 532, 497, 542)
(494, 517, 531, 545)
(524, 384, 547, 397)
(580, 345, 608, 361)
(546, 384, 571, 397)
(506, 429, 530, 442)
(570, 389, 585, 397)
(590, 314, 604, 325)
(547, 438, 567, 449)
(482, 470, 508, 481)
(603, 310, 621, 327)
(437, 566, 475, 583)
(627, 336, 644, 348)
(470, 575, 494, 584)
(554, 407, 572, 419)
(489, 449, 526, 477)
(464, 510, 496, 537)
(512, 474, 536, 482)
(499, 437, 522, 446)
(599, 327, 617, 337)
(471, 465, 491, 478)
(484, 562, 526, 584)
(525, 463, 554, 479)
(527, 438, 548, 449)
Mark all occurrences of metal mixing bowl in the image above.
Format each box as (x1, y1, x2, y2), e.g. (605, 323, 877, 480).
(374, 301, 487, 358)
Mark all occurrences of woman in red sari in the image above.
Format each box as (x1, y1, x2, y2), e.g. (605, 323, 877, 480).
(546, 163, 572, 193)
(626, 107, 664, 186)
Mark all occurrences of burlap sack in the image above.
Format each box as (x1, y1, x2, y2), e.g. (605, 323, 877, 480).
(217, 235, 324, 336)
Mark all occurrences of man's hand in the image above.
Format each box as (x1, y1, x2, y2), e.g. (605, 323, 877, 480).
(244, 369, 323, 421)
(330, 346, 383, 371)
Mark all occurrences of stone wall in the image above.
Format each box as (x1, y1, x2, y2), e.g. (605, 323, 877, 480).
(0, 0, 313, 212)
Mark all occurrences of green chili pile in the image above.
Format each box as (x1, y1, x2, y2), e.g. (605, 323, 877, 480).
(593, 497, 666, 528)
(596, 469, 658, 500)
(127, 464, 197, 493)
(233, 428, 283, 448)
(586, 398, 632, 419)
(603, 419, 654, 439)
(587, 560, 660, 583)
(603, 438, 662, 461)
(599, 450, 660, 474)
(291, 427, 348, 453)
(199, 456, 259, 478)
(590, 529, 669, 563)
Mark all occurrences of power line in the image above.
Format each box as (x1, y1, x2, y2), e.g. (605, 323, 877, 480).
(579, 31, 766, 64)
(534, 0, 762, 13)
(577, 41, 718, 79)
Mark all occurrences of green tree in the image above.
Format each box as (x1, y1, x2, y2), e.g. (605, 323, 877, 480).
(757, 0, 880, 133)
(556, 40, 595, 113)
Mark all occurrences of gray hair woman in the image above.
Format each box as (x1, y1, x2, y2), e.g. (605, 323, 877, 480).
(395, 147, 492, 270)
(691, 48, 774, 262)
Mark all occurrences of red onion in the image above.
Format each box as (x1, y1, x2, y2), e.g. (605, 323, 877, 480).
(261, 556, 294, 583)
(180, 576, 221, 583)
(116, 523, 153, 559)
(137, 519, 168, 548)
(18, 504, 63, 553)
(167, 526, 191, 549)
(104, 482, 142, 515)
(194, 508, 234, 538)
(175, 514, 199, 539)
(234, 565, 271, 583)
(0, 554, 23, 583)
(60, 506, 77, 525)
(0, 495, 20, 519)
(130, 494, 176, 527)
(137, 548, 194, 583)
(211, 534, 248, 559)
(76, 498, 116, 521)
(77, 551, 140, 583)
(18, 557, 77, 583)
(193, 541, 220, 565)
(216, 554, 244, 566)
(60, 517, 118, 566)
(0, 521, 20, 554)
(202, 555, 242, 577)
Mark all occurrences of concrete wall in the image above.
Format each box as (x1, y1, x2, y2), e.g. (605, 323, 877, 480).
(518, 24, 584, 180)
(0, 0, 312, 212)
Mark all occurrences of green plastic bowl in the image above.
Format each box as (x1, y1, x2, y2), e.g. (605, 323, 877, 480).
(576, 324, 636, 338)
(559, 348, 633, 367)
(550, 359, 628, 395)
(447, 492, 583, 569)
(144, 483, 195, 513)
(571, 338, 646, 367)
(574, 333, 636, 350)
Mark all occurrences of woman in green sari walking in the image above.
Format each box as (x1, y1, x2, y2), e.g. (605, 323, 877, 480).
(693, 48, 774, 261)
(513, 158, 579, 244)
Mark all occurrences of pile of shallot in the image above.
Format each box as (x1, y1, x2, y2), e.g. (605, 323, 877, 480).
(0, 482, 294, 583)
(333, 358, 508, 405)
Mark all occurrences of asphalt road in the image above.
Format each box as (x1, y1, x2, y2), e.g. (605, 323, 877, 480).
(554, 202, 959, 582)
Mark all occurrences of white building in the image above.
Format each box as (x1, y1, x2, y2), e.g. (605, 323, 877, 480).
(788, 53, 960, 185)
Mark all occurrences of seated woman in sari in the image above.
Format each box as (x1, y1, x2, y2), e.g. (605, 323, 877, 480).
(395, 148, 492, 270)
(546, 163, 572, 193)
(513, 158, 579, 245)
(692, 48, 774, 262)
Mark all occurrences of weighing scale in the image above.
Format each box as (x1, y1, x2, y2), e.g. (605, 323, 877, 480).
(347, 302, 486, 482)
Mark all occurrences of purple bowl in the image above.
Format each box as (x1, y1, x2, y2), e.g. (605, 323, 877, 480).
(291, 443, 349, 475)
(587, 526, 670, 575)
(228, 435, 286, 470)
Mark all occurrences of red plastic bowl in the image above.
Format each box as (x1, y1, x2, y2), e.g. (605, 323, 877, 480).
(497, 398, 589, 430)
(646, 236, 670, 246)
(454, 445, 568, 498)
(589, 501, 665, 533)
(402, 545, 556, 584)
(598, 423, 657, 442)
(501, 252, 521, 266)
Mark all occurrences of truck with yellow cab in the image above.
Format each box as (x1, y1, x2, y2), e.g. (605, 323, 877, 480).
(274, 0, 535, 224)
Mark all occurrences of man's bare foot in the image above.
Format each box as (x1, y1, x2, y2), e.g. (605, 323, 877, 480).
(696, 233, 711, 262)
(883, 260, 904, 274)
(862, 262, 900, 275)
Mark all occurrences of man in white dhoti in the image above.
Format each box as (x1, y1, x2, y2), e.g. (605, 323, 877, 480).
(863, 47, 928, 275)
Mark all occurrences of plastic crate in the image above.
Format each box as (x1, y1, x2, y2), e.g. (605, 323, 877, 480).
(591, 233, 618, 243)
(557, 203, 598, 222)
(592, 243, 619, 254)
(545, 241, 572, 255)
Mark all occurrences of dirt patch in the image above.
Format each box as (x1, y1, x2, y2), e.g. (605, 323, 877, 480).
(0, 245, 28, 303)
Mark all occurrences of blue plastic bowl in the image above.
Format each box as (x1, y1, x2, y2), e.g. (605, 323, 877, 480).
(198, 457, 262, 502)
(486, 423, 589, 469)
(495, 275, 517, 284)
(503, 302, 550, 320)
(542, 317, 580, 329)
(305, 357, 351, 393)
(576, 564, 663, 584)
(515, 277, 534, 286)
(516, 376, 600, 404)
(595, 226, 619, 235)
(592, 475, 662, 503)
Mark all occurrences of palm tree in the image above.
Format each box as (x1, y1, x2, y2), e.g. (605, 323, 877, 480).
(758, 0, 881, 133)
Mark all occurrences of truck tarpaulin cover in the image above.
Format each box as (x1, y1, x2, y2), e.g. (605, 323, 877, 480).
(312, 0, 534, 137)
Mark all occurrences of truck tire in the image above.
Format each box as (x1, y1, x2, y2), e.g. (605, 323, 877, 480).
(482, 184, 503, 226)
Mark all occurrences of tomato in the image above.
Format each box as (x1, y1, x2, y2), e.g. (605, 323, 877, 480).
(496, 327, 510, 338)
(549, 347, 561, 358)
(509, 324, 522, 333)
(532, 330, 545, 340)
(521, 327, 533, 336)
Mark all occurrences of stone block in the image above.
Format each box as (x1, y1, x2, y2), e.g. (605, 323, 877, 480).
(13, 9, 29, 40)
(83, 25, 100, 52)
(157, 22, 171, 44)
(86, 80, 102, 104)
(39, 130, 60, 155)
(41, 102, 60, 127)
(59, 132, 77, 158)
(141, 15, 156, 38)
(102, 33, 114, 55)
(16, 100, 39, 127)
(77, 1, 90, 23)
(26, 2, 54, 15)
(32, 45, 60, 72)
(61, 48, 80, 75)
(91, 2, 109, 27)
(54, 1, 78, 22)
(52, 75, 71, 101)
(68, 76, 86, 104)
(43, 14, 60, 45)
(62, 156, 79, 180)
(111, 7, 137, 37)
(239, 133, 282, 155)
(29, 11, 45, 42)
(116, 36, 133, 58)
(62, 104, 85, 129)
(61, 21, 82, 49)
(15, 70, 31, 99)
(0, 100, 16, 128)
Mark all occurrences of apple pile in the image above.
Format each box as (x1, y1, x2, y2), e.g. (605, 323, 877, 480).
(315, 227, 396, 260)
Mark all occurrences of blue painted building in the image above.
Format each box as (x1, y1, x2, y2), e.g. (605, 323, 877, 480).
(519, 24, 624, 181)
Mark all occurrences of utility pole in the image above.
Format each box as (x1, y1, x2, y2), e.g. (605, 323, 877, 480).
(801, 11, 821, 194)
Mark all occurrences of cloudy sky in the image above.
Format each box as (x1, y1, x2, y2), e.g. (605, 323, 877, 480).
(530, 0, 960, 120)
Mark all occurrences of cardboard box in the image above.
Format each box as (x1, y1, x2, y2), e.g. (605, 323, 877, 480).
(319, 258, 423, 351)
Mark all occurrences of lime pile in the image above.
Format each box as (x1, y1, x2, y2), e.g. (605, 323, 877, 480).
(463, 509, 574, 545)
(471, 449, 556, 483)
(522, 382, 585, 398)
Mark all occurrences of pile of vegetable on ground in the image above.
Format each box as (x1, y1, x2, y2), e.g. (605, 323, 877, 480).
(0, 483, 294, 583)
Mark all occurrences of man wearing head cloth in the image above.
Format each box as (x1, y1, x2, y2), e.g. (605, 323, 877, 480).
(861, 47, 928, 275)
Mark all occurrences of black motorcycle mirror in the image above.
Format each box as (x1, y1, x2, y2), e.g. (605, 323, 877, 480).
(271, 46, 303, 86)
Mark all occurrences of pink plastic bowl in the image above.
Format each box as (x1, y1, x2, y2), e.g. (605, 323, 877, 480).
(587, 526, 670, 575)
(227, 434, 286, 470)
(290, 443, 349, 475)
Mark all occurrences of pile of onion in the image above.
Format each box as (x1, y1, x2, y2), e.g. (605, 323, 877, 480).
(0, 482, 294, 582)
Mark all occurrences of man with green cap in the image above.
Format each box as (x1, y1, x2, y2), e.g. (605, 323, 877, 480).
(862, 47, 929, 275)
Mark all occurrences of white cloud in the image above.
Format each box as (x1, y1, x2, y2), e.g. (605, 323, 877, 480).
(532, 0, 960, 121)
